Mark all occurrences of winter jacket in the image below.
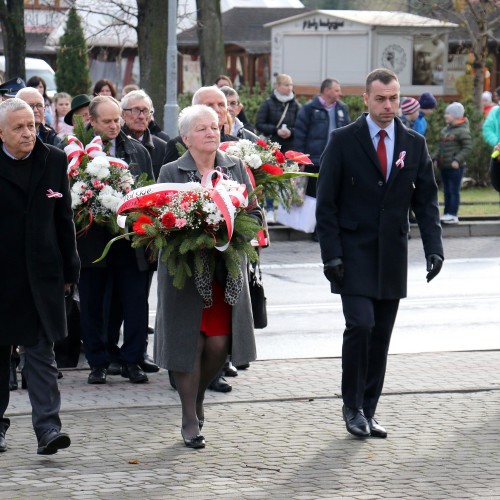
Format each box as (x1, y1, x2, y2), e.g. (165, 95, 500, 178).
(294, 96, 351, 166)
(437, 119, 472, 169)
(482, 105, 500, 147)
(255, 92, 301, 152)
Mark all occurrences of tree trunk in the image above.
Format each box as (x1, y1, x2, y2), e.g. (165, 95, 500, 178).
(0, 0, 26, 80)
(196, 0, 225, 85)
(136, 0, 167, 126)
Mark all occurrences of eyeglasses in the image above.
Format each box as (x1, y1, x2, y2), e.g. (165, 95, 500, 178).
(28, 103, 45, 111)
(227, 100, 240, 107)
(123, 107, 152, 117)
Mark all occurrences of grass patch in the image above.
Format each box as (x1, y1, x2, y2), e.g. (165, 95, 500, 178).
(437, 187, 500, 216)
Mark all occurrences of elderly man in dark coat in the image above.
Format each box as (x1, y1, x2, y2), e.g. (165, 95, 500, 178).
(0, 98, 80, 454)
(77, 96, 155, 385)
(316, 68, 444, 439)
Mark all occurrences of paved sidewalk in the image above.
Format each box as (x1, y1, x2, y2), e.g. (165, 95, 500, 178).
(2, 351, 500, 499)
(2, 237, 500, 499)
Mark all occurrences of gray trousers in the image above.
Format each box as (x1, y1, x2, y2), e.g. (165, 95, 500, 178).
(1, 331, 62, 441)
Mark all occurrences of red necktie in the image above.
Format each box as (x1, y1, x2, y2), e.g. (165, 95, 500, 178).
(377, 130, 387, 179)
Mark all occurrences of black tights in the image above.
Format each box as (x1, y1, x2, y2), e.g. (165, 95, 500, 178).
(174, 334, 230, 439)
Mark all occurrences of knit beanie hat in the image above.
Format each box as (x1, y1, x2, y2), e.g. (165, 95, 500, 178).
(419, 92, 437, 110)
(401, 97, 420, 115)
(445, 102, 465, 119)
(482, 91, 493, 103)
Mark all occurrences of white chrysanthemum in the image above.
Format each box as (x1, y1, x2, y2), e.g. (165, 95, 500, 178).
(238, 139, 253, 148)
(71, 192, 81, 208)
(244, 154, 262, 169)
(98, 192, 123, 212)
(71, 182, 86, 195)
(119, 171, 134, 186)
(86, 159, 110, 179)
(203, 200, 218, 214)
(89, 156, 110, 168)
(99, 185, 115, 196)
(205, 212, 224, 225)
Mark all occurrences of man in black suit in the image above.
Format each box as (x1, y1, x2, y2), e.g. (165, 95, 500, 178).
(316, 68, 444, 438)
(0, 98, 80, 454)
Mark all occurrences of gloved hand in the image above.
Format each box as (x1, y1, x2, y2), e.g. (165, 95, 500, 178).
(323, 258, 344, 287)
(426, 254, 443, 283)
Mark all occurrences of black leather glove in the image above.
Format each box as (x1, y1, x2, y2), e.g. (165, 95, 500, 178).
(323, 258, 344, 287)
(426, 254, 443, 283)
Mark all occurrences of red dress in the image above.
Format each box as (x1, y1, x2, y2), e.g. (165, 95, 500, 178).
(200, 281, 232, 336)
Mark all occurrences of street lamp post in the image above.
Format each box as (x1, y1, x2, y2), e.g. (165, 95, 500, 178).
(164, 0, 178, 138)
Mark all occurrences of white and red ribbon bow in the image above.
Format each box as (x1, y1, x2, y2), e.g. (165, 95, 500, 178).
(46, 189, 63, 198)
(396, 151, 406, 169)
(64, 135, 129, 173)
(201, 170, 248, 251)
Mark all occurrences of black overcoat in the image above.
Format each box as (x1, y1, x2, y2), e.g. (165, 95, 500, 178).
(0, 139, 80, 346)
(316, 114, 443, 300)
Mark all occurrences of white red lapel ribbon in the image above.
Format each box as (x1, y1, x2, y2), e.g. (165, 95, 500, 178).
(396, 151, 406, 169)
(46, 189, 63, 198)
(201, 170, 248, 251)
(64, 135, 129, 173)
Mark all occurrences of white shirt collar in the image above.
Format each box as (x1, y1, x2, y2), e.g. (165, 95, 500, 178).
(366, 114, 395, 142)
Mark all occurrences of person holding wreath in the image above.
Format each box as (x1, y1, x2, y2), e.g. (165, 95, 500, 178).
(154, 105, 262, 449)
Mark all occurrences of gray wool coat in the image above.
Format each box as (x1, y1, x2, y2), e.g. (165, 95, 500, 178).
(153, 150, 262, 372)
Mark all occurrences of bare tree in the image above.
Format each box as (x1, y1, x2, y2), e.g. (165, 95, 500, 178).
(0, 0, 26, 80)
(196, 0, 225, 85)
(415, 0, 500, 105)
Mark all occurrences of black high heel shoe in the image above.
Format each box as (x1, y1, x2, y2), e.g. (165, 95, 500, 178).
(181, 430, 205, 449)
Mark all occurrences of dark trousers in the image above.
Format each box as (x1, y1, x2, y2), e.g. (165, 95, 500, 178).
(1, 332, 62, 441)
(441, 166, 464, 216)
(340, 295, 400, 417)
(79, 264, 149, 368)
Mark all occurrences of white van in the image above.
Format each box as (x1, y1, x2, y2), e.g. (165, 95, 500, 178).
(0, 56, 57, 98)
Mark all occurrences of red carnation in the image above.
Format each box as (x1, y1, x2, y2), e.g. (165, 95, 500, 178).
(133, 215, 153, 235)
(161, 212, 176, 228)
(256, 139, 268, 149)
(274, 150, 285, 164)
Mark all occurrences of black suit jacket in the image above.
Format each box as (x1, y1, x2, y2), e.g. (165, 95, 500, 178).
(316, 114, 443, 300)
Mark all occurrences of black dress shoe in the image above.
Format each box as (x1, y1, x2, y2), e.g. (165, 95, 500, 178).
(236, 363, 250, 370)
(139, 356, 159, 373)
(342, 405, 370, 438)
(121, 363, 148, 383)
(0, 430, 7, 452)
(208, 376, 232, 393)
(223, 361, 238, 377)
(368, 417, 387, 438)
(88, 367, 107, 384)
(147, 326, 154, 335)
(37, 430, 71, 455)
(181, 430, 205, 449)
(107, 361, 122, 376)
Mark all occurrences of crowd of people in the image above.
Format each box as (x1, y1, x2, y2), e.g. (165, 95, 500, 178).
(0, 66, 498, 454)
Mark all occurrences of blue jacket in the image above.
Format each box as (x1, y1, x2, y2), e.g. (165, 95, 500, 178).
(294, 96, 351, 166)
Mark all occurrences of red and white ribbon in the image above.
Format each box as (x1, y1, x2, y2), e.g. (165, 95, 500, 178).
(46, 189, 63, 198)
(201, 170, 248, 251)
(64, 135, 129, 173)
(396, 151, 406, 169)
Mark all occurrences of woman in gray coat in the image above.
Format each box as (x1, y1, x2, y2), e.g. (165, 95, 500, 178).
(154, 105, 262, 449)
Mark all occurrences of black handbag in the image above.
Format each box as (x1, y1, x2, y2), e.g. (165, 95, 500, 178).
(248, 261, 267, 329)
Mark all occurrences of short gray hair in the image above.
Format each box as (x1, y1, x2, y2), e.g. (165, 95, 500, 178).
(178, 105, 218, 136)
(16, 87, 44, 103)
(0, 98, 33, 127)
(120, 89, 153, 110)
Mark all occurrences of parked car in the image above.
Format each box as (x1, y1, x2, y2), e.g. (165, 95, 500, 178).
(0, 56, 57, 98)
